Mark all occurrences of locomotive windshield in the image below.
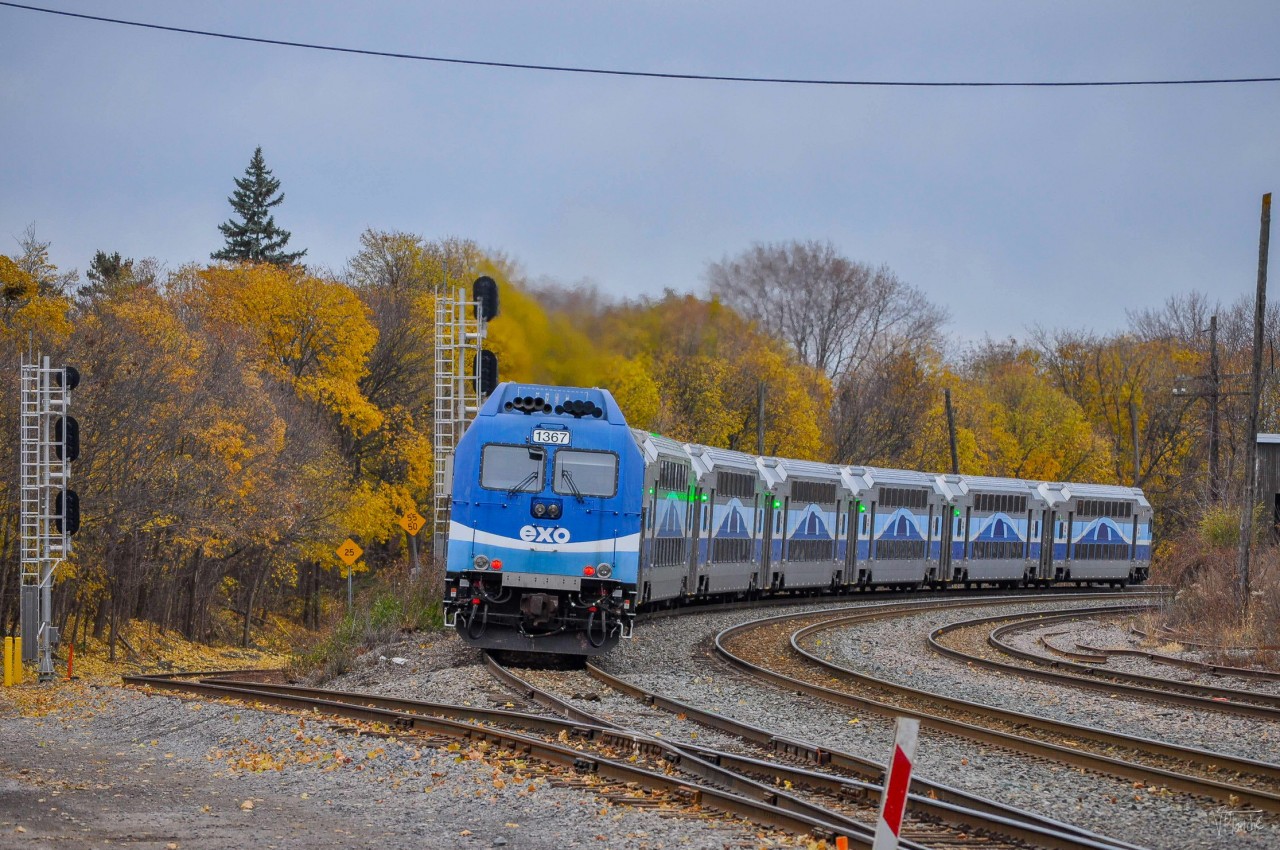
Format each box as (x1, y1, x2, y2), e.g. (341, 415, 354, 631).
(480, 444, 546, 492)
(553, 449, 618, 498)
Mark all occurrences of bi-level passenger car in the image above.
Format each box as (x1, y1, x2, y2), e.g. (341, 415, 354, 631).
(444, 383, 1152, 655)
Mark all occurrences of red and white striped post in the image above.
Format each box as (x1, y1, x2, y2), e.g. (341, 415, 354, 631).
(873, 717, 920, 850)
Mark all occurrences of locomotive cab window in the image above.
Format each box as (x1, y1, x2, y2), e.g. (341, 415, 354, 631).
(481, 444, 546, 492)
(553, 449, 618, 498)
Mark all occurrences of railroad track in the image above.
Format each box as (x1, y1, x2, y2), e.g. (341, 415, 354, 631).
(115, 588, 1170, 849)
(928, 607, 1280, 720)
(1081, 638, 1280, 681)
(714, 595, 1280, 815)
(124, 669, 892, 846)
(483, 651, 1144, 850)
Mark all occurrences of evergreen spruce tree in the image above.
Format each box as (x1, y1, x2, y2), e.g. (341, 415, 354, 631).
(212, 146, 306, 266)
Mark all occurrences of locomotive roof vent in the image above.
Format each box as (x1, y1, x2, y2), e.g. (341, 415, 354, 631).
(506, 395, 553, 414)
(556, 399, 603, 418)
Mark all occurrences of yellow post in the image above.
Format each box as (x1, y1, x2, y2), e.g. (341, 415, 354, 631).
(3, 636, 13, 687)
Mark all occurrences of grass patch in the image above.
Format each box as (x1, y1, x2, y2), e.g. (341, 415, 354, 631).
(291, 566, 444, 683)
(1148, 507, 1280, 666)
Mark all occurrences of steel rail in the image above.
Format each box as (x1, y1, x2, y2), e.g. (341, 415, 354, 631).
(481, 652, 1141, 844)
(215, 670, 903, 850)
(124, 672, 867, 845)
(930, 607, 1280, 718)
(637, 583, 1170, 624)
(714, 602, 1280, 813)
(1038, 632, 1111, 663)
(483, 651, 1141, 850)
(474, 656, 926, 849)
(1086, 636, 1280, 682)
(1134, 625, 1280, 654)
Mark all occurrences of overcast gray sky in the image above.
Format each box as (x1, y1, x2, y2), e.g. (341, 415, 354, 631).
(1, 1, 1277, 340)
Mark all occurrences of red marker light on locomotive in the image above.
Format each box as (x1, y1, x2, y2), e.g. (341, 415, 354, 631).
(491, 559, 503, 570)
(583, 565, 596, 577)
(472, 598, 481, 605)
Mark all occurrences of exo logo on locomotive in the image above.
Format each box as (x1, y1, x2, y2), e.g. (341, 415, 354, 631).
(519, 525, 572, 544)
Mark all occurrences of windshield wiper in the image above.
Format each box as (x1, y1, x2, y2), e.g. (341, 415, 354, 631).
(561, 468, 585, 503)
(508, 470, 538, 496)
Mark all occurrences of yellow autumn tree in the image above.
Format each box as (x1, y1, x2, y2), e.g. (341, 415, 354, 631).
(183, 263, 382, 436)
(598, 354, 661, 429)
(963, 361, 1115, 482)
(0, 253, 71, 341)
(479, 260, 601, 388)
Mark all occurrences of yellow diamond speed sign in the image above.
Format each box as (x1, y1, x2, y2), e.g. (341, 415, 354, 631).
(336, 538, 363, 566)
(398, 510, 426, 536)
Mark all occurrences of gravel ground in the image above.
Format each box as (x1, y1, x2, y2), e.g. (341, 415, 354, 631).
(0, 655, 799, 849)
(825, 601, 1280, 763)
(321, 631, 513, 707)
(592, 595, 1280, 850)
(23, 593, 1268, 849)
(1005, 618, 1280, 697)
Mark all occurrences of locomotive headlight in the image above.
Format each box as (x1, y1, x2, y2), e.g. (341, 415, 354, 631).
(533, 502, 547, 517)
(473, 554, 490, 569)
(548, 503, 562, 519)
(597, 562, 613, 578)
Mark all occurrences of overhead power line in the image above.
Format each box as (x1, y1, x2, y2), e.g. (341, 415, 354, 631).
(3, 1, 1279, 88)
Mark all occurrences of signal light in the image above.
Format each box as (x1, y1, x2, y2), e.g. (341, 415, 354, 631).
(55, 415, 79, 462)
(55, 489, 80, 536)
(477, 351, 498, 398)
(583, 565, 596, 577)
(473, 276, 500, 322)
(491, 559, 503, 570)
(54, 366, 80, 391)
(858, 503, 867, 513)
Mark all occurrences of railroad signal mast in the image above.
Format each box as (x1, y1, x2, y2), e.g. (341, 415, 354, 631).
(433, 277, 499, 557)
(19, 354, 81, 682)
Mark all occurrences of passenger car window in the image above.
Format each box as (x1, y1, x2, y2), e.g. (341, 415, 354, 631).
(553, 450, 618, 498)
(480, 444, 545, 492)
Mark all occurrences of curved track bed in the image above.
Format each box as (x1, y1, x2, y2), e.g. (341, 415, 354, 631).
(484, 652, 1140, 850)
(714, 595, 1280, 814)
(929, 607, 1280, 719)
(125, 670, 885, 846)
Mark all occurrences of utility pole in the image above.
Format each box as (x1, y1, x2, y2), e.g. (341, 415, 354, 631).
(756, 383, 766, 456)
(944, 388, 959, 474)
(1128, 399, 1141, 487)
(1239, 192, 1271, 613)
(1208, 314, 1221, 503)
(1172, 314, 1245, 502)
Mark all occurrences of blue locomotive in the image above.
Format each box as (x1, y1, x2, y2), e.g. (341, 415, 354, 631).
(444, 382, 1152, 656)
(444, 384, 644, 654)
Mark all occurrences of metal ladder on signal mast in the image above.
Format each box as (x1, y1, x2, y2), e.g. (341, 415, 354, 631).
(432, 288, 486, 557)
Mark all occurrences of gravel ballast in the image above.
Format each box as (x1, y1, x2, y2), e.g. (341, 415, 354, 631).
(594, 595, 1280, 850)
(15, 592, 1274, 848)
(0, 651, 797, 849)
